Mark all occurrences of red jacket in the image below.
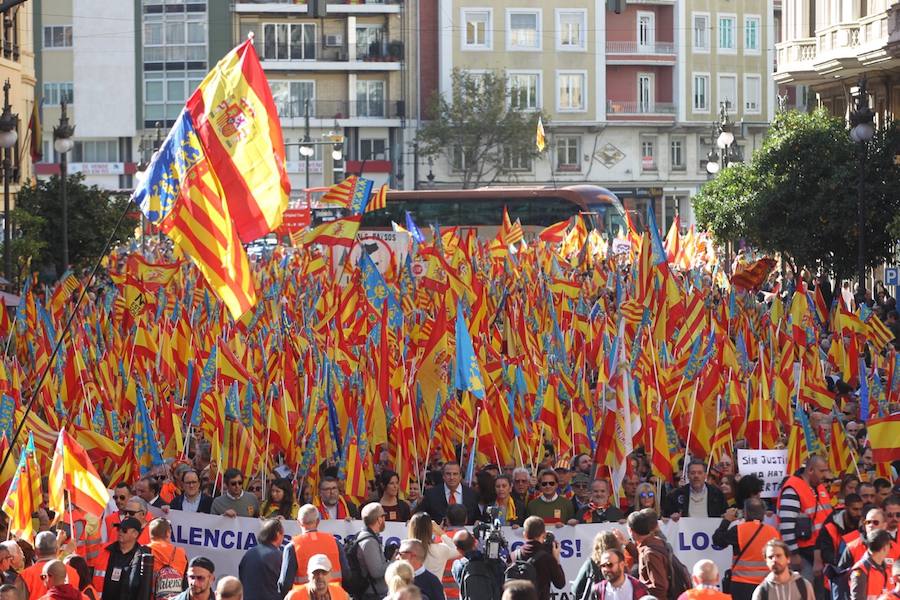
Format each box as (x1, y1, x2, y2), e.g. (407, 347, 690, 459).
(37, 583, 83, 600)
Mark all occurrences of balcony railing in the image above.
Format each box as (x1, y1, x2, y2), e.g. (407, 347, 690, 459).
(274, 99, 405, 119)
(238, 0, 402, 4)
(606, 41, 675, 54)
(776, 38, 817, 66)
(606, 101, 675, 114)
(261, 40, 403, 62)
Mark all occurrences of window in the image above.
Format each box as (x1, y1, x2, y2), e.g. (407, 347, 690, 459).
(144, 70, 205, 126)
(638, 12, 655, 50)
(718, 15, 736, 51)
(693, 74, 709, 112)
(557, 71, 585, 111)
(557, 11, 585, 51)
(463, 9, 491, 49)
(71, 140, 119, 163)
(144, 13, 207, 63)
(744, 16, 760, 52)
(556, 136, 580, 171)
(508, 10, 540, 50)
(360, 139, 387, 161)
(509, 72, 540, 110)
(744, 75, 761, 113)
(43, 25, 73, 49)
(641, 139, 656, 170)
(452, 146, 468, 171)
(270, 80, 315, 118)
(718, 74, 737, 112)
(638, 74, 653, 112)
(42, 83, 74, 105)
(357, 25, 384, 59)
(503, 147, 531, 171)
(693, 14, 709, 52)
(356, 80, 385, 117)
(262, 23, 315, 60)
(670, 138, 685, 171)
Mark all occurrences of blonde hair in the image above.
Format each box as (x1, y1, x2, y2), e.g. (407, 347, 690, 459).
(385, 560, 415, 594)
(634, 482, 659, 514)
(590, 530, 622, 565)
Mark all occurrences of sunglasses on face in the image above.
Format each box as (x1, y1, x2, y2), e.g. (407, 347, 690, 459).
(866, 519, 882, 525)
(599, 562, 617, 569)
(120, 510, 141, 517)
(640, 492, 655, 498)
(514, 479, 529, 484)
(152, 475, 166, 481)
(540, 481, 557, 487)
(887, 512, 900, 518)
(228, 480, 243, 486)
(115, 495, 128, 501)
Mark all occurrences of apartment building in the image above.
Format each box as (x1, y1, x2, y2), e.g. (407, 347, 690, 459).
(0, 2, 36, 213)
(775, 0, 900, 124)
(233, 0, 418, 194)
(430, 0, 774, 228)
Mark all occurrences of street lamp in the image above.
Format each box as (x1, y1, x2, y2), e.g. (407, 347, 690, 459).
(53, 99, 75, 270)
(849, 77, 875, 295)
(706, 102, 735, 175)
(0, 80, 18, 286)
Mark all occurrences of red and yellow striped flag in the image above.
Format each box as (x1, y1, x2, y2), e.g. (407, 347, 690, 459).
(48, 430, 111, 520)
(365, 184, 388, 213)
(1, 434, 42, 540)
(320, 175, 358, 207)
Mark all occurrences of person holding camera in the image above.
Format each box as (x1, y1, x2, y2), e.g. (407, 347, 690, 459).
(451, 530, 505, 600)
(507, 517, 565, 600)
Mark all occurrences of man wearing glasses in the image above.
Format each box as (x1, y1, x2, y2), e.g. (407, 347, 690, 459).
(120, 498, 152, 545)
(211, 468, 260, 518)
(91, 517, 152, 599)
(168, 469, 213, 514)
(577, 479, 624, 524)
(525, 469, 575, 525)
(15, 533, 80, 600)
(882, 496, 900, 564)
(511, 468, 534, 505)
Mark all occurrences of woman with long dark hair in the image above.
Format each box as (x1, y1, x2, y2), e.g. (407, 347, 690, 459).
(378, 470, 411, 522)
(260, 478, 299, 519)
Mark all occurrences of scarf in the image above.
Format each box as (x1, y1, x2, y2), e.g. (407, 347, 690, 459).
(581, 503, 609, 524)
(316, 496, 351, 519)
(503, 497, 517, 523)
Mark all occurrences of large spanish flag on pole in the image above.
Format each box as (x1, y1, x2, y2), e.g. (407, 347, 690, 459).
(867, 414, 900, 464)
(186, 36, 290, 243)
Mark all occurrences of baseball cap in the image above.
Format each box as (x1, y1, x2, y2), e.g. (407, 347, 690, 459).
(114, 517, 144, 532)
(571, 473, 590, 486)
(189, 556, 216, 573)
(307, 554, 332, 576)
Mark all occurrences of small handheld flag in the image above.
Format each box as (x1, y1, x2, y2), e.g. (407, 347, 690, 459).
(536, 117, 546, 152)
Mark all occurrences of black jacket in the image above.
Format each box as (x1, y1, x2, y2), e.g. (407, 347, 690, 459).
(663, 483, 727, 517)
(417, 484, 480, 524)
(169, 493, 214, 514)
(511, 540, 565, 600)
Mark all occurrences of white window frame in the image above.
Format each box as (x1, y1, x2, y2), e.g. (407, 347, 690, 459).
(637, 11, 655, 52)
(356, 79, 386, 117)
(42, 82, 74, 106)
(507, 70, 542, 111)
(670, 136, 686, 171)
(692, 72, 710, 113)
(637, 73, 654, 113)
(556, 135, 581, 172)
(461, 8, 492, 51)
(717, 14, 737, 53)
(744, 15, 761, 54)
(555, 9, 586, 52)
(744, 74, 761, 114)
(43, 25, 73, 49)
(692, 12, 710, 53)
(506, 9, 542, 52)
(555, 70, 587, 112)
(262, 22, 316, 61)
(640, 136, 657, 171)
(270, 80, 316, 118)
(359, 138, 388, 161)
(717, 73, 738, 113)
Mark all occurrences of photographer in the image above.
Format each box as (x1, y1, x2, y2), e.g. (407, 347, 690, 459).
(508, 517, 565, 600)
(451, 531, 505, 600)
(355, 503, 393, 600)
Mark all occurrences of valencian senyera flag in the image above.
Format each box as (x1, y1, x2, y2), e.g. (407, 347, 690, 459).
(132, 36, 289, 319)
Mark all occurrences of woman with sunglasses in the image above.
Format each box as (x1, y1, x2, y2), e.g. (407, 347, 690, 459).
(261, 478, 299, 519)
(633, 482, 660, 515)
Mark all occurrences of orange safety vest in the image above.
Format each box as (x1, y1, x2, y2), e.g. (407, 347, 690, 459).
(92, 544, 147, 594)
(442, 527, 462, 600)
(19, 560, 80, 600)
(777, 475, 833, 549)
(290, 531, 343, 588)
(731, 521, 781, 585)
(851, 557, 889, 600)
(286, 582, 351, 600)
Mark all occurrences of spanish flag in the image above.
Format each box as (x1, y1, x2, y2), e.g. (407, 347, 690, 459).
(867, 414, 900, 464)
(536, 116, 546, 152)
(302, 215, 362, 248)
(539, 219, 569, 244)
(48, 430, 111, 520)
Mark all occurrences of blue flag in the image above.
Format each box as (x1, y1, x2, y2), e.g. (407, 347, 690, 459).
(454, 301, 485, 399)
(134, 386, 165, 475)
(405, 211, 425, 243)
(859, 357, 870, 422)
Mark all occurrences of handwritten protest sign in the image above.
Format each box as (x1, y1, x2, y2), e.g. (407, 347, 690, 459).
(737, 448, 788, 497)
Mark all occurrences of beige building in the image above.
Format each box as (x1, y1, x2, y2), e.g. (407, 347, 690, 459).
(775, 0, 900, 124)
(233, 0, 419, 194)
(431, 0, 775, 229)
(0, 2, 36, 212)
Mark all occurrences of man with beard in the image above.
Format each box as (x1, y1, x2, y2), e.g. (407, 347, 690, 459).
(593, 549, 648, 600)
(751, 540, 815, 600)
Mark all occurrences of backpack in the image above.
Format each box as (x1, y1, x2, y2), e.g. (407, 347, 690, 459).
(153, 547, 185, 600)
(460, 559, 501, 600)
(663, 542, 691, 600)
(756, 579, 809, 600)
(504, 554, 538, 587)
(342, 530, 379, 599)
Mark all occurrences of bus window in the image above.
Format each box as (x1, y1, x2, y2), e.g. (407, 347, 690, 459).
(526, 196, 580, 226)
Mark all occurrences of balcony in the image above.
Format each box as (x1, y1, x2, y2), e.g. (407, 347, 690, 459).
(234, 0, 401, 14)
(606, 101, 675, 120)
(261, 41, 403, 71)
(606, 41, 676, 64)
(275, 99, 405, 125)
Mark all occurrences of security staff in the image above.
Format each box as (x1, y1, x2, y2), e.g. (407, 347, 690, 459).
(713, 498, 781, 600)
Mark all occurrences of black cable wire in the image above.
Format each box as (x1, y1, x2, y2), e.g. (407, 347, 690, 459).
(0, 195, 134, 476)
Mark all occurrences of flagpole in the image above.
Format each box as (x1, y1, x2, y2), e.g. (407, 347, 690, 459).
(0, 202, 134, 475)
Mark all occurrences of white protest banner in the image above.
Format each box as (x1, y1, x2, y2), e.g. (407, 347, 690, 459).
(161, 511, 733, 598)
(737, 449, 788, 498)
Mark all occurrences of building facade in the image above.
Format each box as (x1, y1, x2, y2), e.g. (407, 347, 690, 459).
(0, 1, 36, 213)
(430, 0, 775, 228)
(775, 0, 900, 125)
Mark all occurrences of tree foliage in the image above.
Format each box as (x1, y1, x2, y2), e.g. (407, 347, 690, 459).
(10, 173, 138, 278)
(416, 69, 546, 188)
(693, 109, 900, 277)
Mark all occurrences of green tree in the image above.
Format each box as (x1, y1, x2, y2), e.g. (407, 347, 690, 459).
(9, 173, 138, 278)
(693, 109, 900, 277)
(416, 69, 546, 188)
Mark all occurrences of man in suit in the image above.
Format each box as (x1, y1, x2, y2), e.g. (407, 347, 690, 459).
(417, 462, 480, 524)
(135, 476, 167, 509)
(167, 469, 214, 514)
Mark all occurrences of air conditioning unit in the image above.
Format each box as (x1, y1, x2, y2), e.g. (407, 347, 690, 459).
(325, 34, 343, 47)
